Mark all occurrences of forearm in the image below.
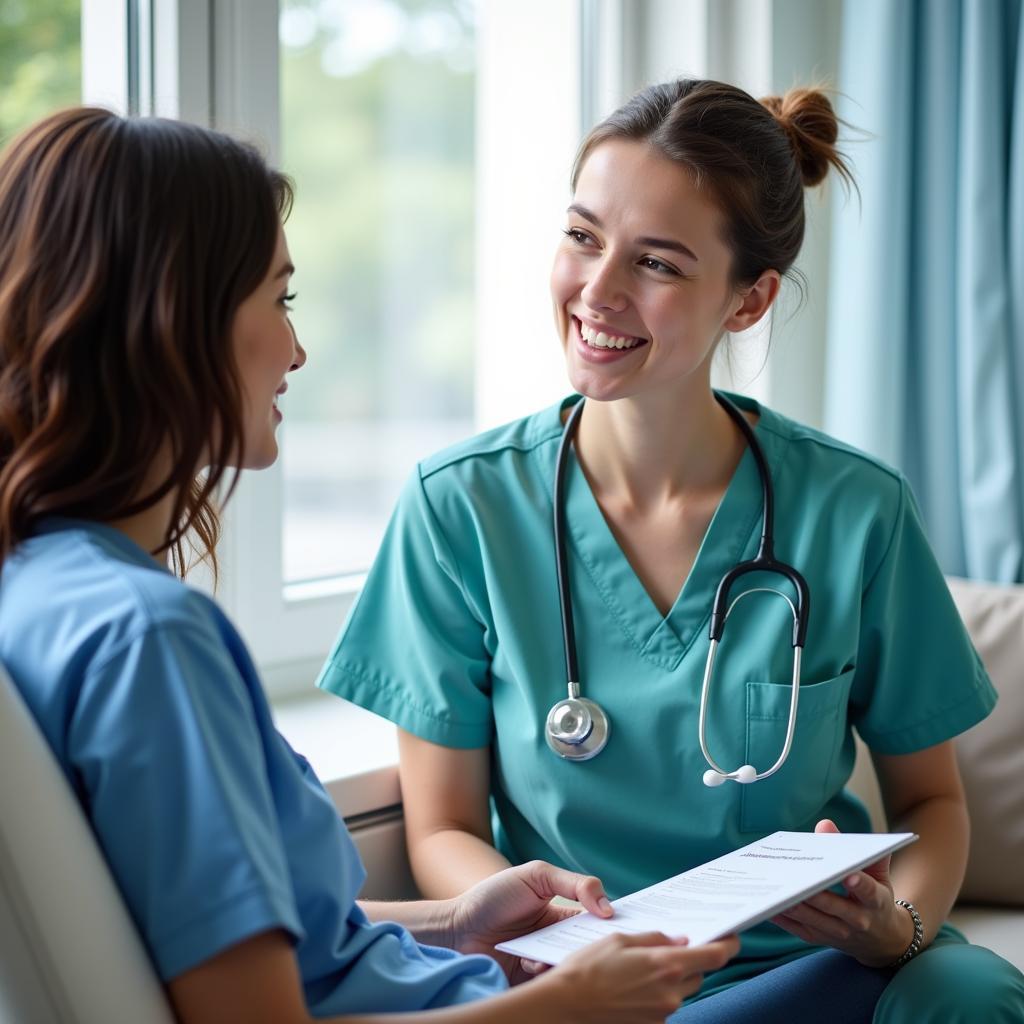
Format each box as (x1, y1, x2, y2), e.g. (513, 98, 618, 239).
(358, 898, 457, 947)
(887, 793, 969, 944)
(332, 973, 575, 1024)
(410, 827, 513, 899)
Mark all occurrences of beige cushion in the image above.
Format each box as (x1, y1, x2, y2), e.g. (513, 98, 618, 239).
(946, 577, 1024, 907)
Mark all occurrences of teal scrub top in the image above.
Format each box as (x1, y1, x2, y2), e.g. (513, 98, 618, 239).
(318, 393, 997, 965)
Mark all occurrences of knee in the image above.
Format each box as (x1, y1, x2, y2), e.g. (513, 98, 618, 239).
(875, 944, 1024, 1023)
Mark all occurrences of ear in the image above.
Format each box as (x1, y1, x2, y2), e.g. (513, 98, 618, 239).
(723, 269, 781, 332)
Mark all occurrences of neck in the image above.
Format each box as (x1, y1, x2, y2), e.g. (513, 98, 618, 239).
(574, 383, 747, 509)
(107, 453, 180, 565)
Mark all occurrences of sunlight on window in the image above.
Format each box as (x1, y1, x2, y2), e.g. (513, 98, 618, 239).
(279, 0, 476, 583)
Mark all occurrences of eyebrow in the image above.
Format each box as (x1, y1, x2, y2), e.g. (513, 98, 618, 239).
(567, 203, 699, 262)
(274, 261, 295, 280)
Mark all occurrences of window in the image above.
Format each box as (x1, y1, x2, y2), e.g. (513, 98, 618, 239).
(0, 0, 81, 145)
(279, 0, 478, 585)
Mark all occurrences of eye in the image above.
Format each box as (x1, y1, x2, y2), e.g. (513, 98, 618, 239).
(562, 227, 596, 247)
(280, 291, 297, 311)
(638, 256, 680, 276)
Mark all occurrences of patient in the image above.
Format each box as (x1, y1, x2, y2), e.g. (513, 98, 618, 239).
(0, 108, 736, 1023)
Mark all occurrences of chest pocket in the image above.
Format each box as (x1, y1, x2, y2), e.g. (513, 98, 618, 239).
(739, 666, 854, 833)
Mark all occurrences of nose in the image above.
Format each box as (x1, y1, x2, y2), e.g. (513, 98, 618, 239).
(580, 254, 629, 314)
(289, 323, 307, 372)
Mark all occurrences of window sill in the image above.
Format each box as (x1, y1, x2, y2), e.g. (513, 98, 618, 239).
(271, 689, 400, 819)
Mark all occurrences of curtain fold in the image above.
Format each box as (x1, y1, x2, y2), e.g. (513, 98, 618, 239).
(826, 0, 1024, 581)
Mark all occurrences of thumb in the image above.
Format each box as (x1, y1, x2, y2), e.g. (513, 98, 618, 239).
(815, 818, 840, 834)
(524, 862, 614, 919)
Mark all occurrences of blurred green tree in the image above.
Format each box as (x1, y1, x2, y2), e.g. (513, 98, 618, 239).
(280, 0, 475, 423)
(0, 0, 81, 146)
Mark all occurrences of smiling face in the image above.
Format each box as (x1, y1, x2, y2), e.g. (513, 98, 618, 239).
(231, 224, 306, 469)
(551, 139, 765, 404)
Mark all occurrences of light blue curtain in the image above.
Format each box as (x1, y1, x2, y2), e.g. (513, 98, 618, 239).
(826, 0, 1024, 582)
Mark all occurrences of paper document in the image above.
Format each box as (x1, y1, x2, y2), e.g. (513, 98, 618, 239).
(496, 831, 917, 965)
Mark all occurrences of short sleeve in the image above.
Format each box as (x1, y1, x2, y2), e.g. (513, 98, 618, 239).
(317, 468, 493, 748)
(70, 621, 303, 980)
(850, 476, 997, 753)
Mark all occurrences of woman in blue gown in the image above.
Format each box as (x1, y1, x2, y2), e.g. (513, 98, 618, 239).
(0, 107, 736, 1024)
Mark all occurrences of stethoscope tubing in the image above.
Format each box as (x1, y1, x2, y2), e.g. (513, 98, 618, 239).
(548, 392, 811, 778)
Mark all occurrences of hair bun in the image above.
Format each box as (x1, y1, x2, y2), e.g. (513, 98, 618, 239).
(761, 87, 848, 188)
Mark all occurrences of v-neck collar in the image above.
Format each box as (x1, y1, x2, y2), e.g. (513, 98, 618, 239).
(552, 392, 784, 671)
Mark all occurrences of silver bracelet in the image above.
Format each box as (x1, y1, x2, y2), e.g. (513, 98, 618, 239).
(891, 899, 924, 968)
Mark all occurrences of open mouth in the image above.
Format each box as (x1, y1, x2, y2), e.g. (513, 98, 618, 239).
(575, 317, 647, 351)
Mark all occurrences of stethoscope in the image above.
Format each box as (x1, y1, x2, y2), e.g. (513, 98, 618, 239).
(546, 392, 810, 787)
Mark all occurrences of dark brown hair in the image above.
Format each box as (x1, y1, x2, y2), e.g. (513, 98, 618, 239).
(0, 107, 293, 577)
(572, 79, 854, 288)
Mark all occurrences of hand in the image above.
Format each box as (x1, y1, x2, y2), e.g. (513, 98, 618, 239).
(770, 819, 916, 967)
(549, 931, 740, 1023)
(450, 860, 613, 984)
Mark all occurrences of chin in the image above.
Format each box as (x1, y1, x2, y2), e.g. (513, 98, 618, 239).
(566, 365, 629, 404)
(244, 439, 280, 470)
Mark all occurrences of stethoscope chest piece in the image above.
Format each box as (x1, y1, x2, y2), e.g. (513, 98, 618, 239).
(545, 696, 610, 760)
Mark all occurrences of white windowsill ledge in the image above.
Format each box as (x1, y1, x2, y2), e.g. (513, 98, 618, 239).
(272, 689, 400, 819)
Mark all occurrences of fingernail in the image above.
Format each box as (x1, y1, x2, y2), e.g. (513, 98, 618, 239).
(598, 896, 613, 914)
(845, 875, 859, 888)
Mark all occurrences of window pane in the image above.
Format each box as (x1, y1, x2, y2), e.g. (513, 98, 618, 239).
(0, 0, 81, 145)
(280, 0, 476, 583)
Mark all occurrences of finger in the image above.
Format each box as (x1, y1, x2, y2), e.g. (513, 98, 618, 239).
(815, 818, 840, 834)
(843, 871, 891, 909)
(859, 854, 893, 886)
(647, 937, 736, 975)
(771, 912, 819, 945)
(519, 958, 548, 975)
(573, 872, 615, 918)
(778, 898, 864, 942)
(524, 861, 614, 918)
(543, 906, 584, 925)
(609, 930, 680, 949)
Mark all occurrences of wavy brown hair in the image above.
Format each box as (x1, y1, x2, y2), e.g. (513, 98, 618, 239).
(0, 107, 293, 578)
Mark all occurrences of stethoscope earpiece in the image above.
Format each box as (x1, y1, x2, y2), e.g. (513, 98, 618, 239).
(545, 392, 811, 784)
(702, 764, 758, 787)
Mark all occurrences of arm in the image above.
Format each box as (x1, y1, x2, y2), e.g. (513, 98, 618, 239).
(398, 729, 511, 897)
(872, 738, 968, 943)
(167, 927, 739, 1024)
(359, 897, 456, 947)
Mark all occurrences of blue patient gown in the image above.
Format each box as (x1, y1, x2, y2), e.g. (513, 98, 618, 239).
(320, 392, 1024, 1022)
(0, 520, 506, 1015)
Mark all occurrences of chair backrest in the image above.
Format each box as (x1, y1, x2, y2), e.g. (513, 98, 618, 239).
(0, 663, 175, 1024)
(848, 576, 1024, 909)
(944, 576, 1024, 907)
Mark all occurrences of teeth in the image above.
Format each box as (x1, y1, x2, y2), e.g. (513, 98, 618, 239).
(579, 321, 641, 350)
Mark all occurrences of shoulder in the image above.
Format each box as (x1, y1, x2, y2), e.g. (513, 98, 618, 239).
(418, 399, 567, 483)
(0, 523, 228, 678)
(758, 401, 906, 510)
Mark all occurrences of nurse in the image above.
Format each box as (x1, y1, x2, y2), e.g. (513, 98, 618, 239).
(319, 79, 1024, 1021)
(0, 108, 737, 1024)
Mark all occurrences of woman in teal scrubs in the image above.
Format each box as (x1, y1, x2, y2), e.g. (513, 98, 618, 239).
(0, 107, 735, 1024)
(319, 80, 1024, 1021)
